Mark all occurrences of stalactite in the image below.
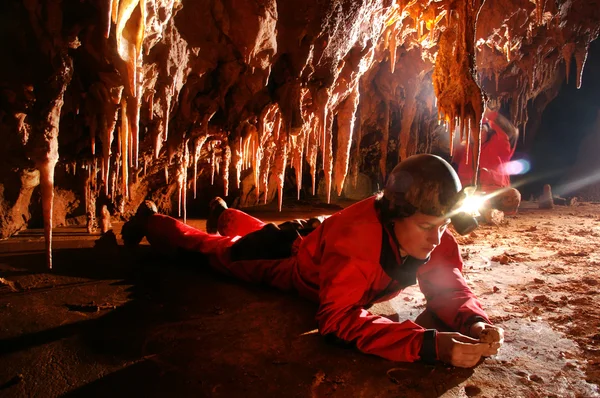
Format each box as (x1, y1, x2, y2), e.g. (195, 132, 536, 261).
(259, 138, 275, 205)
(111, 0, 120, 28)
(154, 120, 163, 159)
(113, 157, 120, 199)
(432, 0, 484, 186)
(164, 164, 169, 184)
(210, 141, 217, 186)
(221, 142, 231, 197)
(89, 117, 97, 156)
(291, 130, 306, 200)
(314, 88, 330, 169)
(164, 93, 171, 140)
(380, 101, 390, 180)
(574, 45, 589, 89)
(148, 90, 154, 121)
(176, 140, 189, 222)
(334, 85, 360, 196)
(106, 0, 114, 38)
(306, 119, 319, 196)
(192, 135, 208, 199)
(128, 83, 142, 169)
(324, 112, 334, 204)
(115, 0, 145, 99)
(389, 22, 398, 74)
(233, 137, 243, 189)
(399, 83, 418, 161)
(352, 105, 362, 189)
(28, 56, 72, 270)
(120, 98, 129, 199)
(273, 132, 288, 211)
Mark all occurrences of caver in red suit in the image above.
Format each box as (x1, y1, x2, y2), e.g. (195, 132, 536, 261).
(455, 110, 516, 192)
(142, 195, 490, 364)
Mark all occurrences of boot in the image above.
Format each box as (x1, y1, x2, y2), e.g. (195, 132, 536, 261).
(206, 197, 228, 234)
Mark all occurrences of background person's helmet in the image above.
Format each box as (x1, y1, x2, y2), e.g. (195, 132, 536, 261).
(383, 154, 477, 234)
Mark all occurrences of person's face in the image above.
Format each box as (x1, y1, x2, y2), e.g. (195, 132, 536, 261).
(393, 213, 450, 260)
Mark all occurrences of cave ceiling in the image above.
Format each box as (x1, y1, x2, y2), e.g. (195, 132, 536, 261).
(0, 0, 599, 266)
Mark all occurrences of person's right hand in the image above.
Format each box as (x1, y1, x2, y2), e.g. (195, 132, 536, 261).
(436, 332, 487, 368)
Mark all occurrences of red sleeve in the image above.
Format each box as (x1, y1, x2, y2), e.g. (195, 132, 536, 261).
(316, 244, 428, 362)
(416, 232, 490, 335)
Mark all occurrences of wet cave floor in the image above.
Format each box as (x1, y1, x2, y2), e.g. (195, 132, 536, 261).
(0, 200, 599, 397)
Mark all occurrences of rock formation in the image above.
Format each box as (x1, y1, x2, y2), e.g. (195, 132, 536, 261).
(0, 0, 598, 267)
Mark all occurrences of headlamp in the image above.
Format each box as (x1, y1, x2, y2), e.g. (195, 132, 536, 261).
(450, 186, 483, 235)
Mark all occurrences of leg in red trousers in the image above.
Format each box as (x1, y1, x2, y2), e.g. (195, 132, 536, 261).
(217, 208, 266, 237)
(144, 214, 297, 291)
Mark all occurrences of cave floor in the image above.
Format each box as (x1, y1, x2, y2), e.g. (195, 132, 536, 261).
(0, 200, 599, 397)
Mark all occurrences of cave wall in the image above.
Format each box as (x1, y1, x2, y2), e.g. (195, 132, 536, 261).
(0, 0, 599, 246)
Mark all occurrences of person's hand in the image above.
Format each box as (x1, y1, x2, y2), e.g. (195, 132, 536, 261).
(436, 332, 487, 368)
(469, 322, 504, 356)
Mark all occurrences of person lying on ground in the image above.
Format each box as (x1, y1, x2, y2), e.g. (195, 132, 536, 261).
(122, 154, 504, 368)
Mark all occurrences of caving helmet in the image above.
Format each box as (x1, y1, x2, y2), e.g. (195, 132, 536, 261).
(382, 154, 478, 235)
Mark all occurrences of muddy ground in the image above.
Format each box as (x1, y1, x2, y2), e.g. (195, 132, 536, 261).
(0, 200, 599, 397)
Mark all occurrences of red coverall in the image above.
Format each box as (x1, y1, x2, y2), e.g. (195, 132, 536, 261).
(144, 196, 490, 363)
(456, 112, 515, 192)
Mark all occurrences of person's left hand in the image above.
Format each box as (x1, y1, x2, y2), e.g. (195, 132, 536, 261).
(469, 322, 504, 356)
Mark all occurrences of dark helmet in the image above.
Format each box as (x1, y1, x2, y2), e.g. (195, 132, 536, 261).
(382, 154, 478, 235)
(383, 154, 462, 218)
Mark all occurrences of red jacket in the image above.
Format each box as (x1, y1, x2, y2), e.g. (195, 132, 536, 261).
(294, 196, 490, 362)
(145, 196, 490, 363)
(456, 123, 514, 191)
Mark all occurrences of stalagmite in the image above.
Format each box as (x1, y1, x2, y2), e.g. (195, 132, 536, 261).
(100, 205, 112, 234)
(334, 85, 360, 195)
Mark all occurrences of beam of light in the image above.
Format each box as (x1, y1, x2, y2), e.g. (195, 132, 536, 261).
(457, 190, 487, 215)
(553, 169, 600, 198)
(502, 159, 531, 175)
(446, 168, 561, 219)
(300, 329, 318, 336)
